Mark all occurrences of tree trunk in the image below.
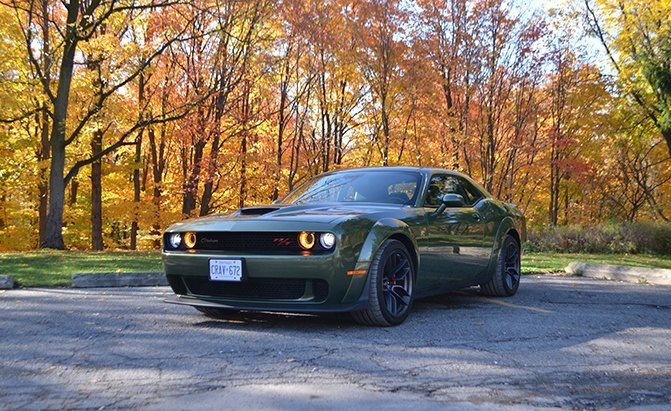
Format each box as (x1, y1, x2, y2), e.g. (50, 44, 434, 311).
(549, 144, 560, 226)
(273, 79, 289, 200)
(69, 179, 78, 205)
(200, 74, 230, 216)
(0, 191, 6, 228)
(37, 0, 51, 245)
(381, 90, 389, 166)
(199, 133, 217, 216)
(91, 129, 103, 250)
(41, 0, 80, 249)
(182, 140, 205, 216)
(38, 105, 50, 244)
(148, 124, 166, 248)
(182, 107, 207, 216)
(662, 127, 671, 157)
(130, 72, 146, 250)
(239, 133, 247, 209)
(238, 80, 252, 209)
(130, 132, 142, 250)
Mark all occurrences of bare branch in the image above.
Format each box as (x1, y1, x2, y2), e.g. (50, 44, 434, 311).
(0, 107, 44, 124)
(63, 95, 210, 187)
(65, 25, 209, 146)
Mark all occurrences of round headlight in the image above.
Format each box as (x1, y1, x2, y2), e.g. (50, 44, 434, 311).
(319, 233, 336, 249)
(169, 233, 182, 249)
(298, 231, 315, 250)
(184, 232, 197, 249)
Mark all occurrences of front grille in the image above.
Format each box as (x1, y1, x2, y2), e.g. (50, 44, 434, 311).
(197, 232, 300, 252)
(182, 276, 329, 301)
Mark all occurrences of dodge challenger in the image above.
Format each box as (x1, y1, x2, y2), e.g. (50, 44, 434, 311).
(163, 167, 526, 326)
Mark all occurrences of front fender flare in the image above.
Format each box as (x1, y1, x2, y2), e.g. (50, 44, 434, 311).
(356, 218, 418, 270)
(340, 218, 419, 304)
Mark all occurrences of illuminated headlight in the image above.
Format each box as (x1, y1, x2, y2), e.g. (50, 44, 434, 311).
(168, 233, 181, 249)
(298, 231, 316, 250)
(319, 233, 336, 249)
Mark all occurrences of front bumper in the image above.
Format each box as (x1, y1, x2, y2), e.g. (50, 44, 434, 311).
(162, 249, 370, 312)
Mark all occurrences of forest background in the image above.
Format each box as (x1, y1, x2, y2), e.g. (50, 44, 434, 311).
(0, 0, 669, 252)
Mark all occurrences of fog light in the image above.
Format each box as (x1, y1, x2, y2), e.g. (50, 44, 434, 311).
(169, 233, 181, 249)
(320, 232, 336, 249)
(298, 231, 315, 250)
(184, 232, 197, 249)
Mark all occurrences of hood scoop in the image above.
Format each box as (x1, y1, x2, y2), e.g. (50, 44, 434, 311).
(237, 207, 281, 216)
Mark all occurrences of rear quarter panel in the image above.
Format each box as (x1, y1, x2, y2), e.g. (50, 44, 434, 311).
(479, 199, 526, 283)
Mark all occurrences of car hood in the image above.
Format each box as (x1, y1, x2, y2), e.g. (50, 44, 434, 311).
(166, 203, 403, 232)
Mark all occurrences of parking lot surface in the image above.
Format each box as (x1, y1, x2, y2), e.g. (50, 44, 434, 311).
(0, 275, 670, 410)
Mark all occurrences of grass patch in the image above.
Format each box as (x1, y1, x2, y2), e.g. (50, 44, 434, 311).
(0, 250, 162, 287)
(522, 252, 671, 274)
(1, 250, 670, 287)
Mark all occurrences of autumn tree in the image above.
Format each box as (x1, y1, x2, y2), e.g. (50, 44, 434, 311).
(4, 0, 210, 249)
(1, 0, 669, 251)
(173, 0, 270, 217)
(585, 0, 671, 156)
(349, 0, 407, 166)
(417, 0, 478, 169)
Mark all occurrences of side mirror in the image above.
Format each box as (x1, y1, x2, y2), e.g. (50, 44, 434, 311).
(441, 193, 465, 207)
(435, 193, 465, 215)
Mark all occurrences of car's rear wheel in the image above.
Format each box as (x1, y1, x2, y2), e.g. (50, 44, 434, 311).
(195, 306, 238, 319)
(352, 239, 414, 326)
(480, 234, 521, 297)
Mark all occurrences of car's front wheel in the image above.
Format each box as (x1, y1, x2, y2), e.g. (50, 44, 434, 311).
(480, 234, 521, 297)
(352, 239, 415, 326)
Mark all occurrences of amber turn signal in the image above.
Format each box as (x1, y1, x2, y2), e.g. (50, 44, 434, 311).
(297, 231, 315, 250)
(183, 232, 197, 249)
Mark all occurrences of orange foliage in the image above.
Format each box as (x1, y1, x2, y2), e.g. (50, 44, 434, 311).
(0, 0, 669, 250)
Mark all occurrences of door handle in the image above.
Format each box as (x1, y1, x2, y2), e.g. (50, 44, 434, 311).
(472, 213, 482, 222)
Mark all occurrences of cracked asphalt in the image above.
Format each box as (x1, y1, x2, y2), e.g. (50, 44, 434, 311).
(1, 275, 670, 410)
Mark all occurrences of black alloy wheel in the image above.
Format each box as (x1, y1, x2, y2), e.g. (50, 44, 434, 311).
(502, 239, 521, 291)
(481, 234, 521, 297)
(352, 239, 415, 326)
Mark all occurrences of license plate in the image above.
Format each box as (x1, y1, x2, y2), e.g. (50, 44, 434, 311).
(209, 259, 243, 282)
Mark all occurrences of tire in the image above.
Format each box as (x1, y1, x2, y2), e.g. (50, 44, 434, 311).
(352, 239, 415, 326)
(480, 234, 521, 297)
(195, 306, 237, 319)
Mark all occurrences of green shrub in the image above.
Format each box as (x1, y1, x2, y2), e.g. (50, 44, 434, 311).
(526, 223, 671, 255)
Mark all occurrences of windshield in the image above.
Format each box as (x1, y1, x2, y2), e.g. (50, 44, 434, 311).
(282, 170, 422, 205)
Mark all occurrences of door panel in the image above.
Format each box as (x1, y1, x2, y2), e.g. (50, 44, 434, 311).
(420, 207, 488, 290)
(417, 174, 491, 291)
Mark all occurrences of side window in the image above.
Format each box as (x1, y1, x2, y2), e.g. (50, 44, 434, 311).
(388, 182, 416, 204)
(459, 178, 485, 205)
(424, 175, 483, 207)
(425, 176, 446, 206)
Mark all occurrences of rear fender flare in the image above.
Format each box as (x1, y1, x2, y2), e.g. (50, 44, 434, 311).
(485, 216, 518, 275)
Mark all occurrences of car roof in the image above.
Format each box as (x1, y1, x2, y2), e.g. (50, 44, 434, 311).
(325, 166, 475, 181)
(324, 166, 491, 197)
(326, 166, 453, 176)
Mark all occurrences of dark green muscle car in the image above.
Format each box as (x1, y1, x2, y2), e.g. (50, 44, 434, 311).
(163, 167, 526, 326)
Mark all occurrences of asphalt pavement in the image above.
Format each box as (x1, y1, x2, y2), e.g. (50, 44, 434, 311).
(0, 275, 670, 410)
